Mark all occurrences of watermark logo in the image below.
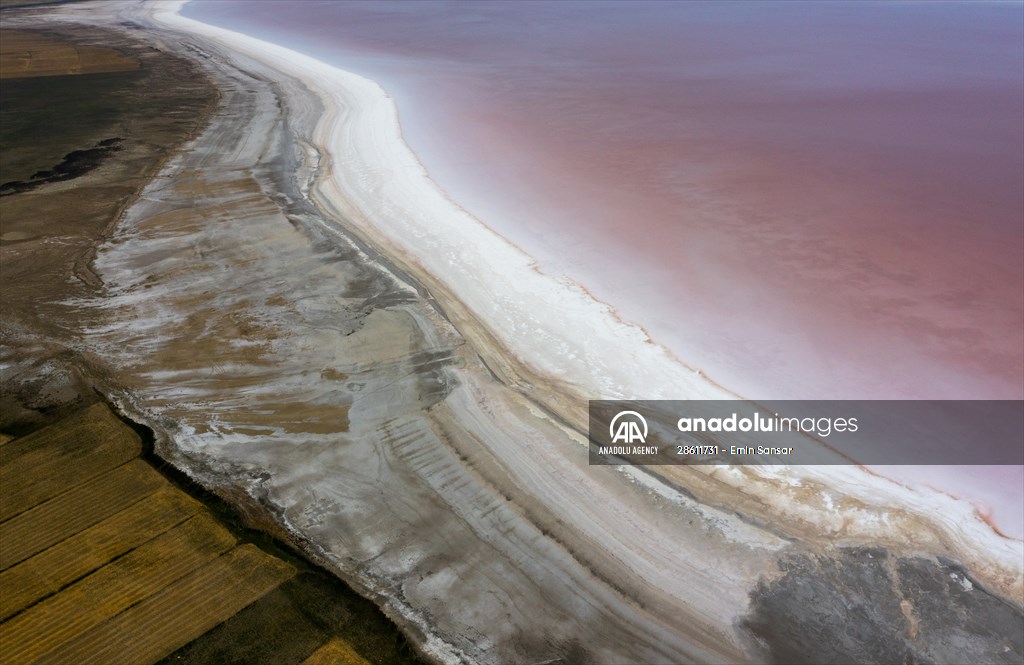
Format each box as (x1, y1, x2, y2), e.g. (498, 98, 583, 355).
(610, 410, 648, 444)
(590, 399, 1024, 466)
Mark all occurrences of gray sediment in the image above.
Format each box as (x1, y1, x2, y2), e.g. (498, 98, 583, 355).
(744, 548, 1023, 665)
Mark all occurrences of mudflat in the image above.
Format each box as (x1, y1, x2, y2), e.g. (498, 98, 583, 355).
(0, 21, 215, 431)
(0, 17, 422, 664)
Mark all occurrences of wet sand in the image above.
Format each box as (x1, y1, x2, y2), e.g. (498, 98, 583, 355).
(6, 2, 1021, 664)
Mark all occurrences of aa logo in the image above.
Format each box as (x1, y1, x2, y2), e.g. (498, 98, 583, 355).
(610, 410, 648, 444)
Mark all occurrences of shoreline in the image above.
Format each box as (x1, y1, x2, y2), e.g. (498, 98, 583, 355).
(161, 2, 1024, 541)
(151, 1, 1024, 557)
(170, 1, 1024, 539)
(20, 1, 1023, 663)
(54, 5, 772, 661)
(153, 5, 735, 411)
(177, 0, 1024, 406)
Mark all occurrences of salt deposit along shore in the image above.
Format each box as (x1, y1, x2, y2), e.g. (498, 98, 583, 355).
(26, 1, 1024, 663)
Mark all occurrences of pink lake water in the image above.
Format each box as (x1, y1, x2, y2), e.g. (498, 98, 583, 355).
(185, 0, 1023, 403)
(181, 2, 1024, 532)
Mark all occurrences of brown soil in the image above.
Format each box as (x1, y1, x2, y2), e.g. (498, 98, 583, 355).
(0, 29, 138, 78)
(0, 22, 217, 432)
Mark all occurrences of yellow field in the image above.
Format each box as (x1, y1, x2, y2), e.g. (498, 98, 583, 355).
(0, 458, 168, 570)
(0, 403, 142, 521)
(0, 404, 375, 664)
(302, 638, 373, 665)
(39, 545, 296, 665)
(1, 514, 238, 663)
(0, 486, 202, 620)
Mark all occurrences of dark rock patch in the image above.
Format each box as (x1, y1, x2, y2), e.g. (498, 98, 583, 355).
(743, 547, 1023, 665)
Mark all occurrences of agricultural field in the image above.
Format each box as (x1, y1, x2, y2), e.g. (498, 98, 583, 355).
(0, 403, 416, 664)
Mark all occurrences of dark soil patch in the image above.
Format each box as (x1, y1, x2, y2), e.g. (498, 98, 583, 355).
(1, 137, 122, 195)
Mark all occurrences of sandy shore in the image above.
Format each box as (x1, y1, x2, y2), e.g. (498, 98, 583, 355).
(22, 1, 1023, 663)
